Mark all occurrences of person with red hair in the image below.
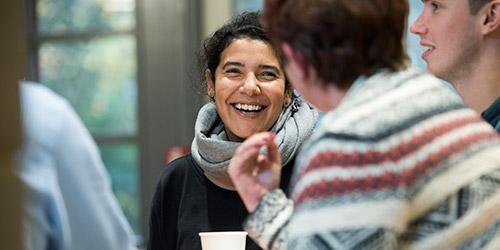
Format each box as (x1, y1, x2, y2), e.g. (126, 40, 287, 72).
(228, 0, 500, 249)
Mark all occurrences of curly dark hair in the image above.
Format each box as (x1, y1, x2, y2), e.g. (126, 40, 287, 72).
(263, 0, 409, 89)
(195, 11, 291, 96)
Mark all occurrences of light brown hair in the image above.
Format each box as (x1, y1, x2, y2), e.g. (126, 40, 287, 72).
(468, 0, 494, 14)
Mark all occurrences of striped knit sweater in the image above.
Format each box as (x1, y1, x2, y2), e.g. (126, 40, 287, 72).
(243, 68, 500, 250)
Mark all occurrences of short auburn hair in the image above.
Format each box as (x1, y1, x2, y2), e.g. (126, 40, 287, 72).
(262, 0, 409, 89)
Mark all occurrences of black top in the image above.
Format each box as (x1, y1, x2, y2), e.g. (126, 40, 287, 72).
(481, 96, 500, 131)
(147, 153, 294, 250)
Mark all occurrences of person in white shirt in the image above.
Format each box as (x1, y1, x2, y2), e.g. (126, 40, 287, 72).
(17, 81, 136, 250)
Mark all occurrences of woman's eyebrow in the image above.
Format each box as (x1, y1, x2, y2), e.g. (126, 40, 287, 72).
(222, 61, 244, 69)
(260, 65, 280, 74)
(222, 62, 280, 75)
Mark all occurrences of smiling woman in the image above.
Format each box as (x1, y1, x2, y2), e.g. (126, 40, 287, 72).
(146, 11, 318, 250)
(207, 38, 292, 142)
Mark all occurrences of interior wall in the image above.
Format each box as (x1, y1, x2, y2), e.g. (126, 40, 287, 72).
(0, 0, 26, 249)
(136, 0, 203, 242)
(201, 0, 232, 38)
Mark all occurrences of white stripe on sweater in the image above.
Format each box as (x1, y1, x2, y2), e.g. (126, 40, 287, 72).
(258, 203, 293, 250)
(288, 146, 500, 239)
(292, 108, 478, 174)
(322, 74, 445, 134)
(311, 108, 478, 154)
(404, 189, 500, 250)
(293, 122, 496, 198)
(403, 147, 500, 249)
(408, 145, 500, 220)
(288, 199, 408, 238)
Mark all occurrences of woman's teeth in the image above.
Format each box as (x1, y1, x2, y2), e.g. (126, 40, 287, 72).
(423, 46, 434, 52)
(234, 103, 263, 111)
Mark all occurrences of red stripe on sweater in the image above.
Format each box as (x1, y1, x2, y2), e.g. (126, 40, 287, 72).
(294, 131, 498, 207)
(299, 116, 481, 179)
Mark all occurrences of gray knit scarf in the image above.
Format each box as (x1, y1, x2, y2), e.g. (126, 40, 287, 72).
(191, 97, 318, 178)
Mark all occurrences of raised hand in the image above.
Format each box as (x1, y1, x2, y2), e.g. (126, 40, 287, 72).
(228, 132, 282, 212)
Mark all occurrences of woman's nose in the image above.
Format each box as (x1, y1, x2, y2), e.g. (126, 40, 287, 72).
(241, 73, 261, 96)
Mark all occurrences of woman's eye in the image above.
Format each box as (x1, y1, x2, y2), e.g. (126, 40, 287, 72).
(263, 72, 277, 77)
(259, 72, 278, 80)
(226, 68, 240, 74)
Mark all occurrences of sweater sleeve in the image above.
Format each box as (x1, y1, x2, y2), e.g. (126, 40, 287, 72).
(243, 189, 293, 250)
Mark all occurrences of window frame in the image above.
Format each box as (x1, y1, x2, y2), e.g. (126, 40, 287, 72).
(26, 0, 142, 241)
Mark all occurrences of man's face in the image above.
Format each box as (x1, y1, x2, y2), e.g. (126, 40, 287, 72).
(409, 0, 482, 85)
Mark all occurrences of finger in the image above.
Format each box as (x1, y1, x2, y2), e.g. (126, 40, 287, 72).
(265, 136, 281, 166)
(229, 132, 275, 176)
(256, 152, 281, 190)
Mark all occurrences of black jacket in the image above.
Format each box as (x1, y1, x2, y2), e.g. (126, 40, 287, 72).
(147, 153, 294, 250)
(482, 96, 500, 132)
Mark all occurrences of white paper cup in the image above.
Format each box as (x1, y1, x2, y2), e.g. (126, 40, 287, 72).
(199, 231, 248, 250)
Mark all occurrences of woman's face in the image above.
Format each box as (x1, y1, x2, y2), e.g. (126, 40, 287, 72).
(207, 38, 291, 142)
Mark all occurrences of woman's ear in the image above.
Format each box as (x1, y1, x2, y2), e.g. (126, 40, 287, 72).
(206, 69, 215, 101)
(283, 87, 293, 107)
(482, 1, 500, 35)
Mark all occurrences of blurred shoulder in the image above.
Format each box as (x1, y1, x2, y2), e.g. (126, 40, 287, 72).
(19, 81, 76, 148)
(20, 81, 70, 112)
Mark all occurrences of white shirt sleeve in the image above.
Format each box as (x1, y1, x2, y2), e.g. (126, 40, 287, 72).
(18, 81, 136, 250)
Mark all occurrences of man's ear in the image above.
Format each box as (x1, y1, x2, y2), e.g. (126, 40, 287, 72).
(205, 69, 215, 101)
(281, 43, 309, 81)
(482, 1, 500, 35)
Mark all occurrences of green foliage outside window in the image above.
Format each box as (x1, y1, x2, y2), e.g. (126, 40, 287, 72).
(37, 0, 135, 35)
(35, 0, 140, 236)
(39, 36, 137, 136)
(99, 144, 139, 234)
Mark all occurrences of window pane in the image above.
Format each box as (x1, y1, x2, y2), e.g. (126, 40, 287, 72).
(408, 0, 426, 70)
(234, 0, 262, 13)
(37, 0, 135, 35)
(99, 143, 140, 235)
(39, 35, 137, 136)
